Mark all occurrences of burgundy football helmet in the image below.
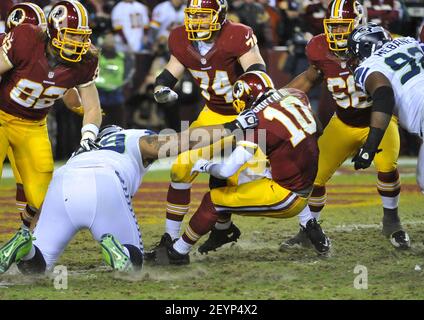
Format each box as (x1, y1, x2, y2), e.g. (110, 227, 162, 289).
(232, 71, 275, 113)
(323, 0, 367, 52)
(6, 2, 47, 32)
(47, 0, 92, 63)
(184, 0, 228, 41)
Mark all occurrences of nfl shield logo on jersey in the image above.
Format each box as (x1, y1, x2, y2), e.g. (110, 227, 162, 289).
(48, 71, 55, 78)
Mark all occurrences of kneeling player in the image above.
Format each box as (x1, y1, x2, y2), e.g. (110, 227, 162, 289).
(0, 111, 258, 274)
(151, 72, 331, 265)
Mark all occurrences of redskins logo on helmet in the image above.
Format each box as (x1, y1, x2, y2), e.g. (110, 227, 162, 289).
(6, 2, 47, 32)
(323, 0, 367, 53)
(232, 71, 274, 113)
(184, 0, 228, 41)
(47, 0, 92, 63)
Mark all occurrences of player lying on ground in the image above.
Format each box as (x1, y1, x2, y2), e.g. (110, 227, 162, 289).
(348, 23, 424, 208)
(149, 71, 331, 266)
(282, 0, 409, 250)
(0, 111, 258, 274)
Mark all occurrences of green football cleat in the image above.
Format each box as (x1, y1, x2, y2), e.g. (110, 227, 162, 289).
(0, 227, 33, 274)
(100, 234, 133, 272)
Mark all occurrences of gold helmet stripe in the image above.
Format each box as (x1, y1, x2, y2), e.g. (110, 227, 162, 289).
(73, 0, 88, 28)
(23, 2, 47, 25)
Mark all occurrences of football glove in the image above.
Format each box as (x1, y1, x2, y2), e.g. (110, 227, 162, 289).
(154, 86, 179, 103)
(71, 138, 100, 158)
(352, 146, 382, 170)
(224, 110, 259, 132)
(191, 159, 213, 176)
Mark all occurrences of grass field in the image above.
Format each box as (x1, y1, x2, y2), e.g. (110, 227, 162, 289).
(1, 161, 424, 300)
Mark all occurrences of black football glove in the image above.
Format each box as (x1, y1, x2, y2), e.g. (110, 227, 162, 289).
(71, 138, 100, 158)
(352, 146, 382, 170)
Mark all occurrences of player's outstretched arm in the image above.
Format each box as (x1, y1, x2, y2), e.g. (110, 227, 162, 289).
(139, 110, 259, 163)
(285, 65, 322, 93)
(352, 71, 394, 170)
(63, 88, 85, 116)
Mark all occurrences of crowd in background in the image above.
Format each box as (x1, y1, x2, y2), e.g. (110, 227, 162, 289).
(0, 0, 423, 158)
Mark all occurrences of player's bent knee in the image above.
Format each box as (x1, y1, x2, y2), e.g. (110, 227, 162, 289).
(171, 162, 193, 183)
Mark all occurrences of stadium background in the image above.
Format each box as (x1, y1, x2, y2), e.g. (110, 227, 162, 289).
(1, 0, 423, 159)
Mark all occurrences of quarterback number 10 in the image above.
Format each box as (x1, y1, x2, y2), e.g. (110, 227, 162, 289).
(263, 96, 316, 147)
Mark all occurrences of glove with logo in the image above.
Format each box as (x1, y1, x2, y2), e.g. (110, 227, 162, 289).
(224, 110, 259, 132)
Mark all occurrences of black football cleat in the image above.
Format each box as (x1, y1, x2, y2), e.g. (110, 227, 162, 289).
(279, 227, 313, 251)
(303, 218, 331, 255)
(382, 218, 411, 250)
(198, 223, 241, 254)
(144, 233, 174, 262)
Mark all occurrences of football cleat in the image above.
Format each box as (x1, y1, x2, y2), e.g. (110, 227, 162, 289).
(100, 234, 133, 272)
(382, 219, 411, 250)
(279, 227, 313, 251)
(198, 223, 241, 254)
(155, 244, 190, 266)
(144, 233, 174, 262)
(389, 230, 411, 250)
(303, 218, 331, 255)
(0, 227, 33, 274)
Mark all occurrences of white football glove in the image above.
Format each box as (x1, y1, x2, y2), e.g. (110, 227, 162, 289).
(71, 138, 100, 158)
(190, 159, 213, 176)
(154, 86, 179, 103)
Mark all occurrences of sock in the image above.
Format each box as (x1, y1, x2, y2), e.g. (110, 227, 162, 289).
(215, 212, 232, 230)
(377, 170, 401, 208)
(308, 185, 326, 213)
(298, 205, 314, 228)
(15, 183, 27, 219)
(22, 244, 36, 261)
(181, 192, 218, 246)
(173, 238, 192, 255)
(165, 182, 191, 240)
(383, 207, 401, 224)
(21, 205, 37, 229)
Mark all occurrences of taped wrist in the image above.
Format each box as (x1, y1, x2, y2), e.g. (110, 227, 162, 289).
(155, 69, 178, 89)
(81, 123, 99, 141)
(372, 86, 394, 115)
(246, 63, 267, 73)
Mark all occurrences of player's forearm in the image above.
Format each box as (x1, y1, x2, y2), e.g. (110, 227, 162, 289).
(285, 67, 321, 93)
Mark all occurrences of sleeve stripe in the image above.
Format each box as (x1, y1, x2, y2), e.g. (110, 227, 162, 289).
(1, 48, 13, 68)
(360, 67, 370, 86)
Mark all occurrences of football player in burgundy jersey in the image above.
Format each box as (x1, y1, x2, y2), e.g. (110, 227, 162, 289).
(1, 2, 90, 229)
(146, 0, 268, 259)
(0, 1, 102, 239)
(150, 71, 330, 265)
(283, 0, 409, 250)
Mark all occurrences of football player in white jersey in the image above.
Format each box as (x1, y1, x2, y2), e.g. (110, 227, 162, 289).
(348, 23, 424, 206)
(0, 111, 258, 274)
(148, 0, 185, 46)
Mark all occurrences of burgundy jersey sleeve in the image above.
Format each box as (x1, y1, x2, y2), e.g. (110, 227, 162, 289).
(305, 34, 327, 70)
(222, 23, 256, 58)
(168, 25, 184, 59)
(2, 24, 40, 68)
